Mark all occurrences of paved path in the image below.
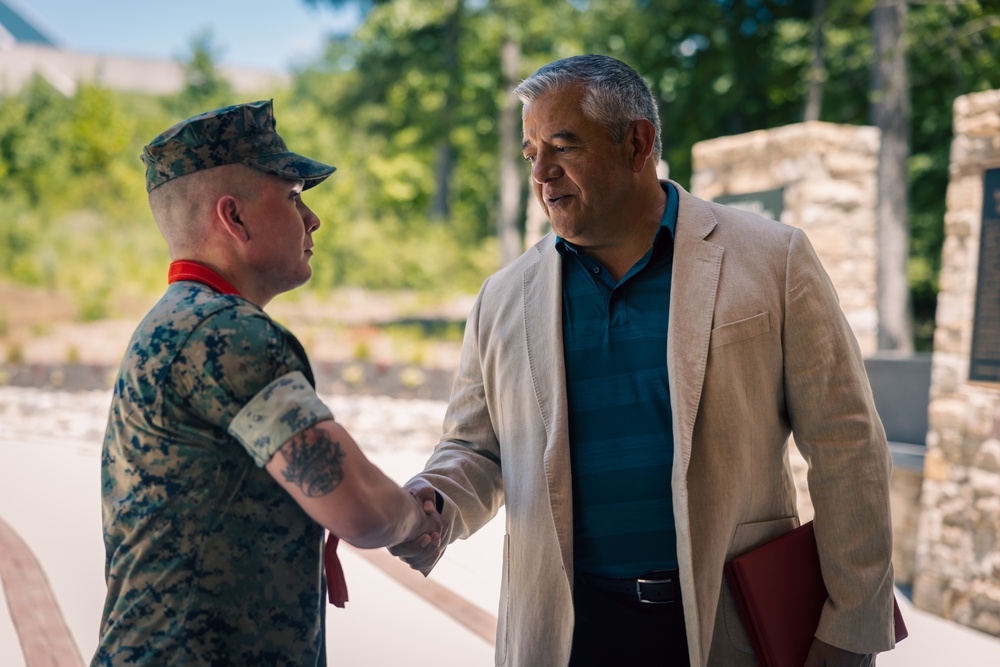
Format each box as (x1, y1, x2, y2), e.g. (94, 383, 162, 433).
(0, 516, 83, 667)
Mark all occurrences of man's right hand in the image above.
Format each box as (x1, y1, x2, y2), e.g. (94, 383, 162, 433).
(389, 479, 450, 575)
(411, 489, 444, 549)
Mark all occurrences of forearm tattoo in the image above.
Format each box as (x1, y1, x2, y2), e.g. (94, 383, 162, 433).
(280, 428, 346, 497)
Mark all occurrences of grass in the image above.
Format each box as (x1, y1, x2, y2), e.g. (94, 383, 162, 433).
(5, 343, 24, 365)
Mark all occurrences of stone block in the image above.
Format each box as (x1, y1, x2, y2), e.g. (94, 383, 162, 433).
(930, 397, 970, 432)
(936, 428, 966, 456)
(970, 468, 1000, 497)
(954, 106, 1000, 138)
(945, 177, 981, 216)
(890, 466, 924, 585)
(965, 397, 999, 439)
(973, 439, 1000, 474)
(931, 327, 964, 355)
(913, 571, 947, 614)
(923, 448, 951, 482)
(825, 151, 878, 177)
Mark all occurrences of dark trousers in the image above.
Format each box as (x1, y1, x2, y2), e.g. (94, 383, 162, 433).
(568, 570, 690, 667)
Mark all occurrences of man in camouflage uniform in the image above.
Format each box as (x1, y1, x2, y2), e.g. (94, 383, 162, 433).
(93, 100, 440, 666)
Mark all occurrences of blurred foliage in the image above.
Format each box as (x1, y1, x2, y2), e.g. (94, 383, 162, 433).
(1, 0, 998, 345)
(0, 76, 169, 317)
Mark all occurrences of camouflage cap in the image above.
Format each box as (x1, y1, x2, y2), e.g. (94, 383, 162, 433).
(141, 99, 336, 193)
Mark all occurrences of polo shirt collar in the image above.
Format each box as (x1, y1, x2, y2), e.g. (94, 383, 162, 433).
(555, 181, 678, 256)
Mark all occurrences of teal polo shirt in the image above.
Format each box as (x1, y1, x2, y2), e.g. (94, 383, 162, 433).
(556, 182, 678, 578)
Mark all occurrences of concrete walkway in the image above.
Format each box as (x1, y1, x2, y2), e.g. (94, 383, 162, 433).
(2, 418, 999, 664)
(0, 514, 83, 667)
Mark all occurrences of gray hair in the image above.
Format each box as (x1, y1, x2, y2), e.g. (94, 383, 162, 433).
(514, 54, 662, 163)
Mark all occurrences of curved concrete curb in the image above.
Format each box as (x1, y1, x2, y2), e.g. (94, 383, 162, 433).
(0, 516, 84, 667)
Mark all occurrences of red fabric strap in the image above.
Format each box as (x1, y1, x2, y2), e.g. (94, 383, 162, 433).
(168, 260, 241, 296)
(325, 533, 349, 607)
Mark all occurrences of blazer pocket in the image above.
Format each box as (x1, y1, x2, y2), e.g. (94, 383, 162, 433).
(710, 311, 770, 349)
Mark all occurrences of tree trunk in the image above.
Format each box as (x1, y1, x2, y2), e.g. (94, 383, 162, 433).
(430, 1, 462, 222)
(804, 0, 827, 122)
(498, 38, 523, 266)
(871, 0, 913, 352)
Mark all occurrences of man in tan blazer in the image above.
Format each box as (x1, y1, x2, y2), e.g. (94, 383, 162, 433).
(394, 55, 897, 666)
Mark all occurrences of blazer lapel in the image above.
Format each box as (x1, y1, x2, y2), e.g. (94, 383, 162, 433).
(666, 183, 723, 665)
(522, 238, 575, 578)
(668, 184, 723, 477)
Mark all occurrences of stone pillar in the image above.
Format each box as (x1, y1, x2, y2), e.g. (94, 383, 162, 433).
(913, 89, 1000, 637)
(690, 121, 880, 356)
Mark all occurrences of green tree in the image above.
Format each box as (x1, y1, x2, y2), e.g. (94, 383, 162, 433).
(0, 78, 166, 304)
(0, 75, 71, 208)
(306, 0, 464, 223)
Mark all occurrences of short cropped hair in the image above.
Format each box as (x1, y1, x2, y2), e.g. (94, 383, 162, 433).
(514, 54, 662, 163)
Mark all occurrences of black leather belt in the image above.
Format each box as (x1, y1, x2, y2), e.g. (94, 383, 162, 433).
(581, 569, 681, 605)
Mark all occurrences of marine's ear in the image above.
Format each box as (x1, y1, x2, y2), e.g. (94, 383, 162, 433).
(216, 195, 250, 242)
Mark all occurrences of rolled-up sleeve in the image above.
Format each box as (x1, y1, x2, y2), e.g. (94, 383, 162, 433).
(228, 370, 334, 467)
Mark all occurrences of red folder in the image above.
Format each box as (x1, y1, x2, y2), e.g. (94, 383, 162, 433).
(724, 520, 907, 667)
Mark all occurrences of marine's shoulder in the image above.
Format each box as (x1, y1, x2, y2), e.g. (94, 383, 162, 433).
(134, 283, 272, 342)
(115, 283, 281, 385)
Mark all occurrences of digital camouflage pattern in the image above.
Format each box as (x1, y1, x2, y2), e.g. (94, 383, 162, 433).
(141, 99, 336, 193)
(93, 281, 334, 667)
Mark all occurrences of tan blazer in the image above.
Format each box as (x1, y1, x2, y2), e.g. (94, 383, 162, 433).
(414, 181, 896, 666)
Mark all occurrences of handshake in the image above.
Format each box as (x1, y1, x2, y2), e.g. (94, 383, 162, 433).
(391, 478, 450, 575)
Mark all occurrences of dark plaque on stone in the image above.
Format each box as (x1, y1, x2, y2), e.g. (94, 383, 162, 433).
(715, 188, 784, 222)
(970, 167, 1000, 384)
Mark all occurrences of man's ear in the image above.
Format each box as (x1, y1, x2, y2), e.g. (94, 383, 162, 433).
(216, 195, 250, 241)
(628, 118, 657, 173)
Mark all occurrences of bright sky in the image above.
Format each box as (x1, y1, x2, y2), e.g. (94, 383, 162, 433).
(10, 0, 362, 73)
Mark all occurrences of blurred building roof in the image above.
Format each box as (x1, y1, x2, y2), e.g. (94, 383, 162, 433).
(0, 0, 287, 96)
(0, 0, 56, 49)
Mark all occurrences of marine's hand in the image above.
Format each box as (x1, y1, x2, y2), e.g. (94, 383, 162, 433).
(416, 490, 444, 549)
(389, 479, 449, 575)
(803, 638, 876, 666)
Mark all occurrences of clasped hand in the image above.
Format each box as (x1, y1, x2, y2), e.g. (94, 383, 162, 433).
(391, 479, 449, 574)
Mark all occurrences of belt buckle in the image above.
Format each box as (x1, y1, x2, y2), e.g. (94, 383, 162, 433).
(636, 576, 674, 605)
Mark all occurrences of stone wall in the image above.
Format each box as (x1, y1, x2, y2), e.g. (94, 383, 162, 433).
(691, 121, 880, 356)
(913, 89, 1000, 637)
